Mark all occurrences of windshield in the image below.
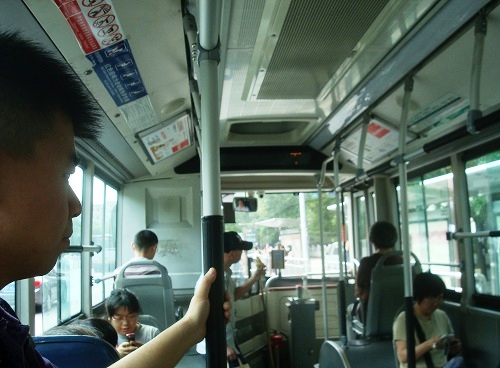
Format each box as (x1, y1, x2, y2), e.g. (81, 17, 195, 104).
(225, 192, 352, 279)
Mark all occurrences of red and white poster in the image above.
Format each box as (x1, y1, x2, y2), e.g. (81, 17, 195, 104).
(54, 0, 123, 54)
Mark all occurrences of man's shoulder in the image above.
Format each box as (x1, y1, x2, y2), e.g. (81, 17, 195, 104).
(137, 323, 160, 339)
(140, 323, 160, 332)
(359, 254, 380, 268)
(0, 300, 54, 367)
(116, 258, 166, 276)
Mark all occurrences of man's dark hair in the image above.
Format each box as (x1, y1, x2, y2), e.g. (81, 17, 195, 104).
(369, 221, 398, 249)
(134, 230, 159, 251)
(0, 31, 101, 158)
(105, 288, 142, 317)
(413, 272, 446, 303)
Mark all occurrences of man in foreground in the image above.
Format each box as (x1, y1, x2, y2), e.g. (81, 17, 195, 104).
(0, 31, 227, 368)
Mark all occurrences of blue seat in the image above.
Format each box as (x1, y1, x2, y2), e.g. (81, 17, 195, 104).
(33, 335, 120, 368)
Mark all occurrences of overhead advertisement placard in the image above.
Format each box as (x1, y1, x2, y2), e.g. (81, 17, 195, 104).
(54, 0, 157, 128)
(342, 118, 400, 164)
(137, 113, 192, 164)
(85, 40, 147, 106)
(54, 0, 123, 54)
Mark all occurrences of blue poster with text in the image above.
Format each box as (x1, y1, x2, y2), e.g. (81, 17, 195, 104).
(86, 40, 147, 106)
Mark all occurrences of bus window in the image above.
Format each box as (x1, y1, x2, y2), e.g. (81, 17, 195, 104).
(466, 150, 500, 297)
(37, 256, 79, 335)
(355, 194, 369, 259)
(403, 166, 460, 291)
(91, 177, 118, 306)
(0, 281, 15, 310)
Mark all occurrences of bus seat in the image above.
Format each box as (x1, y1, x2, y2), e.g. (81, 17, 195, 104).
(33, 335, 119, 368)
(115, 260, 176, 330)
(352, 251, 421, 339)
(318, 340, 352, 368)
(345, 339, 397, 367)
(139, 314, 164, 330)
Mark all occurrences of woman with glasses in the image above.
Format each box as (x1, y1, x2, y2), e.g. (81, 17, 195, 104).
(393, 272, 464, 368)
(105, 288, 160, 357)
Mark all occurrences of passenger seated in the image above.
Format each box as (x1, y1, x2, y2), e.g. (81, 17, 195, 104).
(73, 317, 118, 348)
(44, 324, 103, 339)
(393, 272, 464, 368)
(114, 230, 163, 279)
(348, 221, 402, 323)
(105, 288, 160, 357)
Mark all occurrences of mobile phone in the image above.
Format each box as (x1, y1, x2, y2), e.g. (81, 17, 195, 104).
(126, 333, 135, 342)
(440, 333, 454, 341)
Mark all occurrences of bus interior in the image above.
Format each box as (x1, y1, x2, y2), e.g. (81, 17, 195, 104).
(1, 0, 500, 367)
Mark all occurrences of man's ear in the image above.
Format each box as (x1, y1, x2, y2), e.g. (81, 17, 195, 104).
(131, 242, 136, 251)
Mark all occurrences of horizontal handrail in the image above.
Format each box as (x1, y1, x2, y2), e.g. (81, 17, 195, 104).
(63, 245, 102, 254)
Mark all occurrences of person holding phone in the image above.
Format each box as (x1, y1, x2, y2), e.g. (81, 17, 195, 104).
(105, 288, 160, 357)
(393, 272, 464, 368)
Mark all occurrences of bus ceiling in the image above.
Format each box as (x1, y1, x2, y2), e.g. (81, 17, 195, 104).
(9, 0, 500, 186)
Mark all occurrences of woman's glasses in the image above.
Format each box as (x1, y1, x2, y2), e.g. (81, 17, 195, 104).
(111, 313, 138, 322)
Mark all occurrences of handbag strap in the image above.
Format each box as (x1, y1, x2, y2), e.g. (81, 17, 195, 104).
(413, 315, 434, 368)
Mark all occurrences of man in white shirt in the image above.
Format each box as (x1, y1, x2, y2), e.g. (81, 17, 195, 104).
(114, 230, 162, 278)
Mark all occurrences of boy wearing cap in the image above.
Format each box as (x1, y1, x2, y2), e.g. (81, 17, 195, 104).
(197, 231, 266, 366)
(223, 231, 266, 366)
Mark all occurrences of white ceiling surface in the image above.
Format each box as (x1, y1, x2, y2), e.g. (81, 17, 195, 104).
(217, 0, 430, 146)
(4, 0, 499, 187)
(22, 0, 194, 179)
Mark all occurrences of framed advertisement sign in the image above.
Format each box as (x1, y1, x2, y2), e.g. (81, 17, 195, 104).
(137, 112, 192, 164)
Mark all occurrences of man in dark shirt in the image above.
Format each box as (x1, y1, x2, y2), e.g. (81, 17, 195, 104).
(355, 221, 401, 307)
(346, 221, 402, 333)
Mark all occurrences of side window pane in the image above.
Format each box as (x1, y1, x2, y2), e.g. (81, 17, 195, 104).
(61, 253, 81, 319)
(466, 151, 500, 296)
(408, 179, 429, 261)
(355, 195, 368, 258)
(103, 185, 118, 297)
(39, 254, 81, 334)
(0, 281, 15, 310)
(92, 177, 118, 306)
(405, 166, 459, 290)
(92, 177, 105, 304)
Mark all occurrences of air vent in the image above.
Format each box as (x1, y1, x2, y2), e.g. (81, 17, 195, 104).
(225, 119, 315, 144)
(244, 0, 389, 100)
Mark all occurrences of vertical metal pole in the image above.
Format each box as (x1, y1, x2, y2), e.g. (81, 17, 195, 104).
(398, 77, 416, 368)
(299, 193, 310, 275)
(333, 141, 347, 343)
(467, 16, 486, 134)
(82, 161, 94, 317)
(198, 1, 225, 367)
(317, 156, 333, 341)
